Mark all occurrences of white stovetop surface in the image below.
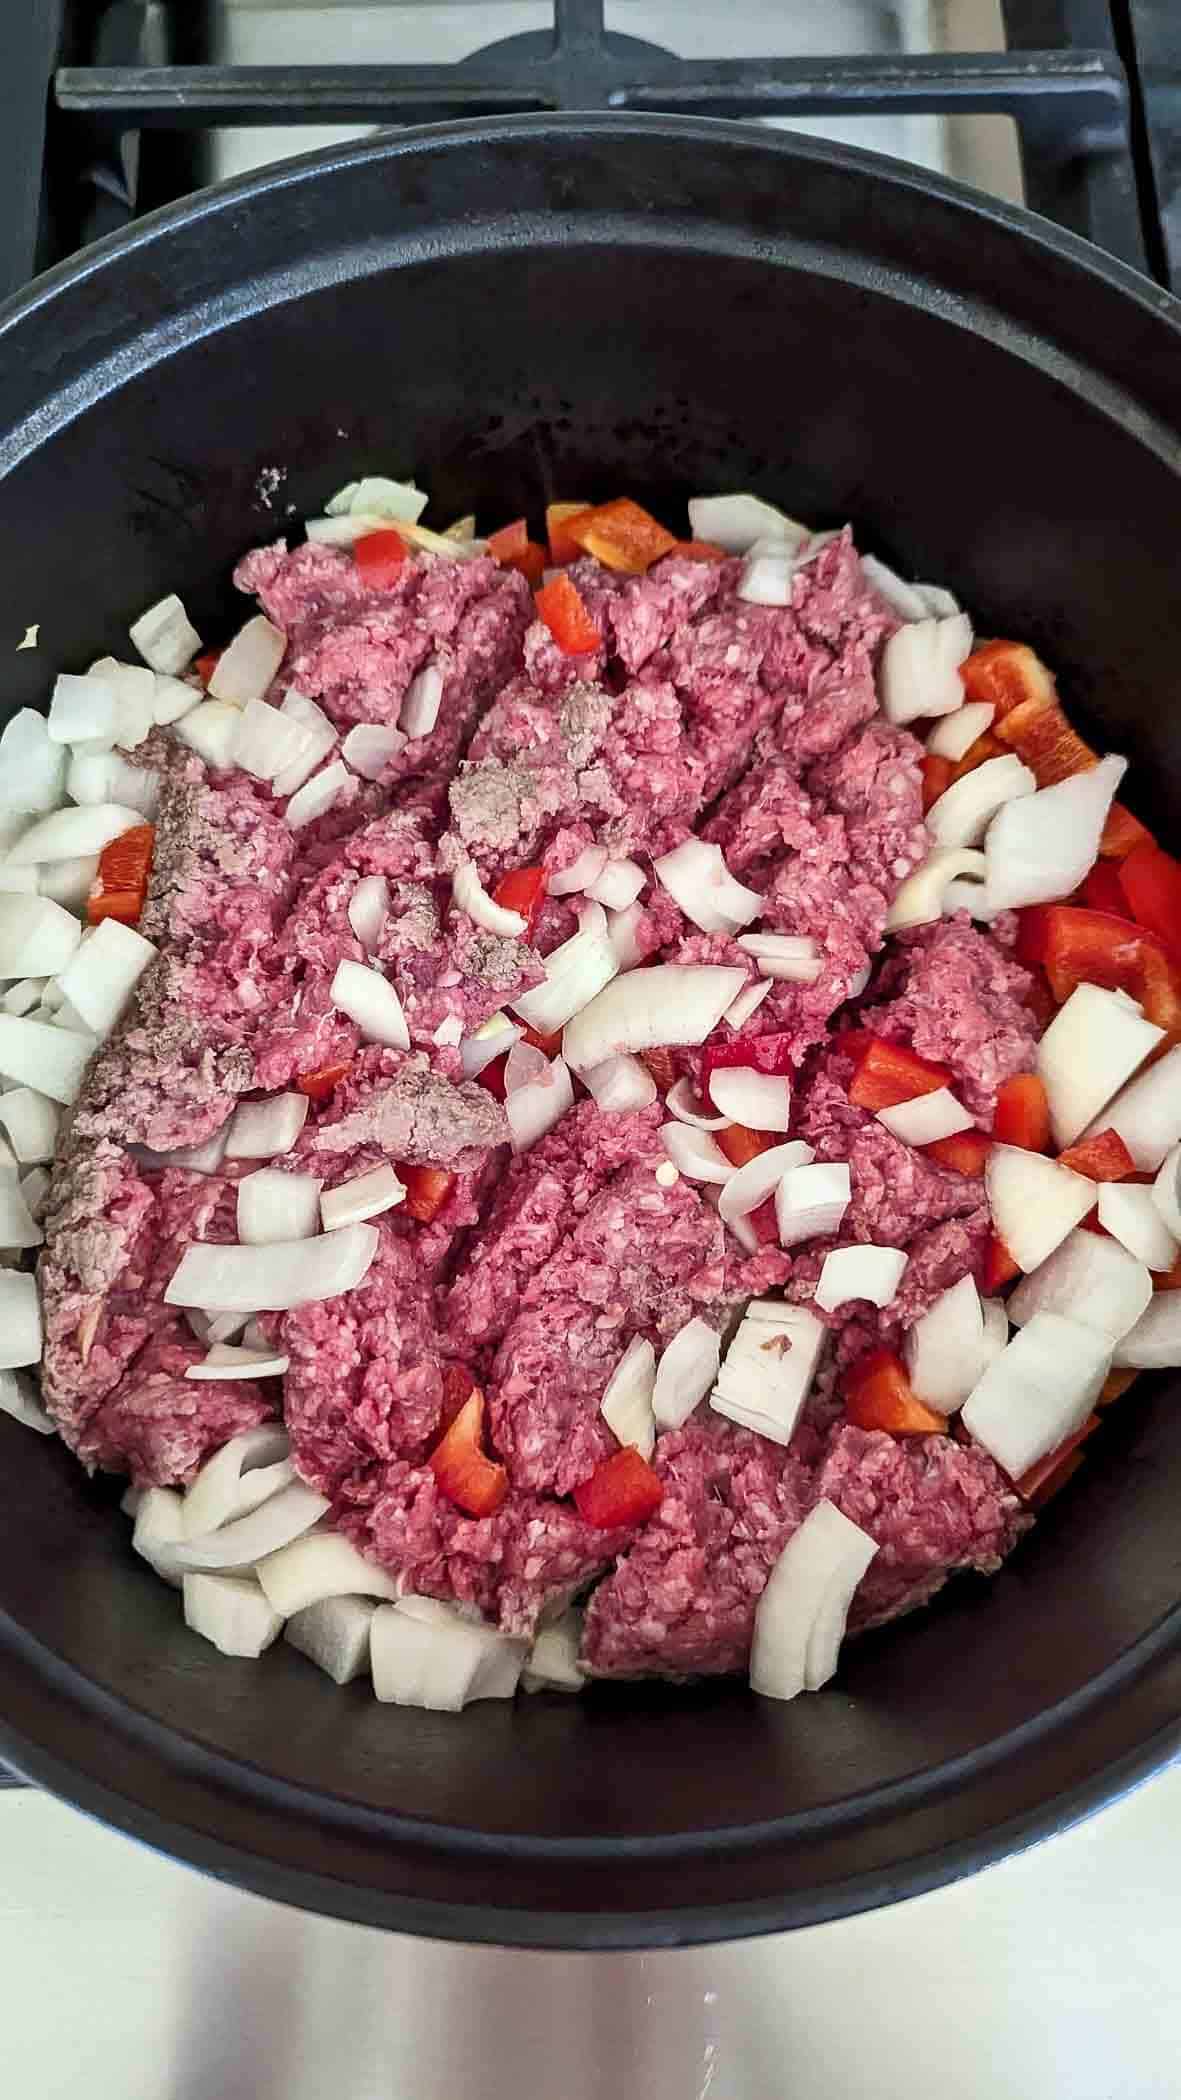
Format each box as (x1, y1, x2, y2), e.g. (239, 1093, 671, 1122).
(4, 1766, 1180, 2099)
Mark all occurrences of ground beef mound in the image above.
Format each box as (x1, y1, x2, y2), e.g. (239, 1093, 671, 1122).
(859, 913, 1040, 1118)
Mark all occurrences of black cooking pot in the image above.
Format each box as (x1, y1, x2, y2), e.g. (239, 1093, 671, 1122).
(1, 115, 1179, 1951)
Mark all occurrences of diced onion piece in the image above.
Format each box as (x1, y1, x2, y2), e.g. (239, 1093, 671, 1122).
(400, 661, 443, 738)
(736, 932, 822, 983)
(718, 1140, 814, 1225)
(511, 904, 618, 1034)
(57, 919, 156, 1041)
(0, 1367, 54, 1435)
(1008, 1228, 1151, 1342)
(236, 1167, 322, 1246)
(815, 1245, 907, 1312)
(942, 877, 999, 921)
(581, 1053, 657, 1113)
(208, 616, 286, 708)
(90, 658, 156, 750)
(0, 865, 38, 896)
(305, 512, 386, 547)
(285, 758, 351, 829)
(152, 674, 200, 727)
(962, 1312, 1111, 1476)
(130, 593, 201, 676)
(233, 696, 317, 784)
(224, 1090, 308, 1159)
(341, 722, 407, 779)
(0, 895, 83, 979)
(926, 700, 996, 760)
(461, 1013, 520, 1080)
(0, 1086, 60, 1167)
(860, 555, 929, 623)
(751, 1499, 877, 1701)
(522, 1610, 586, 1694)
(320, 1163, 406, 1231)
(327, 475, 427, 523)
(665, 1077, 730, 1130)
(876, 1087, 974, 1146)
(175, 1480, 330, 1572)
(737, 542, 795, 605)
(67, 748, 159, 815)
(181, 1425, 292, 1538)
(979, 1297, 1009, 1371)
(330, 957, 410, 1050)
(137, 1124, 232, 1176)
(47, 671, 119, 747)
(505, 1055, 574, 1153)
(605, 900, 647, 972)
(549, 843, 608, 896)
(504, 1041, 548, 1096)
(19, 1165, 51, 1223)
(654, 839, 761, 935)
(174, 700, 242, 769)
(915, 583, 960, 618)
(886, 847, 988, 932)
(2, 979, 44, 1017)
(723, 977, 774, 1030)
(256, 1530, 400, 1617)
(371, 1597, 525, 1710)
(687, 493, 808, 554)
(183, 1572, 284, 1656)
(0, 1175, 41, 1250)
(880, 614, 973, 724)
(1113, 1294, 1181, 1370)
(986, 1144, 1096, 1273)
(275, 690, 337, 796)
(651, 1316, 720, 1431)
(600, 1335, 657, 1457)
(1152, 1144, 1181, 1241)
(8, 802, 141, 867)
(926, 754, 1036, 848)
(1097, 1182, 1179, 1271)
(286, 1595, 376, 1685)
(185, 1343, 289, 1381)
(433, 1015, 463, 1049)
(564, 964, 747, 1073)
(1037, 983, 1163, 1148)
(775, 1161, 851, 1248)
(587, 857, 645, 910)
(904, 1275, 986, 1413)
(1083, 1043, 1181, 1172)
(452, 856, 528, 938)
(706, 1065, 791, 1132)
(346, 873, 389, 952)
(659, 1121, 734, 1184)
(0, 1014, 93, 1105)
(0, 710, 66, 813)
(985, 753, 1127, 912)
(133, 1487, 188, 1587)
(165, 1222, 379, 1313)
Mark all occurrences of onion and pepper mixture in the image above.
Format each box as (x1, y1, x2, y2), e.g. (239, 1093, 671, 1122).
(1, 474, 1178, 1709)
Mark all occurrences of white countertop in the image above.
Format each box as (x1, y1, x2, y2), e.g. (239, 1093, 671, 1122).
(4, 1765, 1179, 2099)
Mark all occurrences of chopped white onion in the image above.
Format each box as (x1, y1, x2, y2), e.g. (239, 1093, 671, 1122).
(915, 583, 960, 619)
(659, 1121, 734, 1184)
(587, 857, 646, 910)
(136, 1123, 231, 1176)
(152, 674, 200, 727)
(723, 976, 774, 1030)
(750, 1499, 877, 1701)
(718, 1140, 814, 1226)
(600, 1335, 657, 1457)
(504, 1040, 548, 1095)
(346, 873, 389, 952)
(1113, 1294, 1181, 1370)
(860, 554, 930, 623)
(0, 864, 38, 896)
(775, 1161, 851, 1248)
(1008, 1228, 1152, 1342)
(1097, 1182, 1179, 1272)
(165, 1222, 378, 1314)
(605, 899, 647, 972)
(232, 695, 318, 785)
(38, 859, 96, 917)
(879, 614, 973, 724)
(19, 1165, 51, 1223)
(304, 512, 386, 547)
(181, 1425, 292, 1538)
(452, 856, 528, 939)
(962, 1312, 1111, 1477)
(737, 542, 795, 606)
(904, 1275, 986, 1414)
(341, 722, 407, 779)
(183, 1572, 284, 1657)
(224, 1090, 308, 1159)
(236, 1167, 322, 1246)
(505, 1055, 574, 1153)
(47, 672, 118, 748)
(706, 1065, 791, 1132)
(400, 661, 444, 738)
(0, 1014, 93, 1104)
(0, 710, 66, 813)
(0, 1367, 54, 1435)
(130, 593, 201, 676)
(56, 919, 156, 1041)
(320, 1162, 406, 1231)
(207, 616, 286, 708)
(522, 1610, 586, 1694)
(285, 1595, 376, 1685)
(0, 896, 82, 979)
(687, 492, 808, 554)
(433, 1015, 463, 1049)
(580, 1053, 657, 1113)
(985, 753, 1127, 912)
(285, 758, 351, 829)
(511, 904, 618, 1034)
(67, 748, 159, 815)
(926, 700, 996, 760)
(736, 932, 822, 984)
(652, 1316, 720, 1431)
(876, 1087, 974, 1147)
(0, 1176, 41, 1250)
(1152, 1144, 1181, 1241)
(328, 474, 429, 524)
(666, 1077, 730, 1130)
(985, 1144, 1096, 1274)
(941, 876, 1000, 921)
(371, 1597, 525, 1710)
(174, 700, 242, 770)
(89, 657, 156, 750)
(1037, 982, 1163, 1148)
(275, 691, 337, 795)
(185, 1343, 289, 1381)
(654, 839, 761, 935)
(0, 1271, 41, 1367)
(563, 964, 746, 1073)
(256, 1530, 400, 1617)
(548, 843, 608, 896)
(979, 1297, 1010, 1373)
(0, 1086, 60, 1165)
(8, 802, 141, 867)
(460, 1012, 521, 1080)
(885, 847, 988, 932)
(330, 957, 410, 1050)
(815, 1245, 907, 1312)
(926, 754, 1037, 849)
(1084, 1044, 1181, 1171)
(175, 1480, 330, 1573)
(133, 1487, 188, 1587)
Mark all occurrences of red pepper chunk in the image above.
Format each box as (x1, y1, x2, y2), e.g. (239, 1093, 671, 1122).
(533, 573, 601, 655)
(715, 1122, 776, 1169)
(992, 1072, 1050, 1152)
(923, 1129, 992, 1177)
(520, 1023, 563, 1059)
(476, 1051, 508, 1101)
(194, 648, 221, 686)
(400, 1164, 456, 1225)
(545, 501, 592, 567)
(1079, 861, 1128, 916)
(296, 1058, 353, 1104)
(959, 640, 1057, 719)
(492, 863, 546, 937)
(1057, 1127, 1135, 1181)
(1118, 842, 1181, 958)
(1014, 1414, 1100, 1506)
(439, 1363, 477, 1431)
(845, 1036, 951, 1112)
(487, 517, 529, 564)
(701, 1031, 795, 1105)
(1016, 904, 1181, 1033)
(1099, 1367, 1139, 1406)
(573, 1447, 663, 1529)
(641, 1046, 678, 1092)
(565, 497, 677, 575)
(981, 1232, 1021, 1292)
(922, 754, 953, 813)
(844, 1350, 947, 1436)
(87, 823, 155, 926)
(672, 539, 728, 563)
(428, 1389, 508, 1519)
(353, 528, 408, 588)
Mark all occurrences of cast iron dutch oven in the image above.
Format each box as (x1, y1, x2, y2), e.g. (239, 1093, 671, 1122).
(0, 116, 1179, 1950)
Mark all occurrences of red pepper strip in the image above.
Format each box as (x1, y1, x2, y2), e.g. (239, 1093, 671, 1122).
(476, 1052, 508, 1101)
(491, 863, 546, 938)
(672, 539, 728, 563)
(194, 648, 221, 686)
(1057, 1128, 1136, 1180)
(87, 823, 155, 926)
(573, 1446, 663, 1529)
(399, 1164, 456, 1225)
(1099, 1368, 1139, 1406)
(353, 528, 408, 588)
(1117, 842, 1181, 958)
(545, 501, 592, 567)
(428, 1389, 508, 1519)
(992, 1072, 1051, 1152)
(715, 1123, 776, 1169)
(981, 1232, 1021, 1292)
(1016, 904, 1181, 1032)
(1079, 861, 1128, 916)
(1100, 803, 1153, 861)
(922, 754, 953, 813)
(520, 1023, 563, 1059)
(701, 1031, 795, 1105)
(565, 497, 678, 575)
(641, 1046, 678, 1092)
(439, 1363, 477, 1432)
(958, 639, 1057, 719)
(1015, 1414, 1100, 1506)
(295, 1057, 353, 1105)
(533, 573, 601, 655)
(993, 694, 1093, 786)
(923, 1129, 992, 1177)
(515, 542, 547, 587)
(844, 1349, 947, 1436)
(486, 517, 529, 564)
(846, 1036, 952, 1112)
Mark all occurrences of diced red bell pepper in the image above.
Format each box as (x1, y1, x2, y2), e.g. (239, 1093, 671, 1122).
(295, 1057, 353, 1104)
(922, 754, 954, 813)
(1098, 1367, 1139, 1406)
(1056, 1127, 1135, 1180)
(671, 539, 728, 563)
(1016, 904, 1181, 1032)
(87, 823, 155, 926)
(486, 517, 529, 564)
(923, 1129, 992, 1177)
(1154, 1247, 1181, 1292)
(1014, 1414, 1099, 1506)
(981, 1232, 1020, 1292)
(994, 696, 1094, 787)
(715, 1122, 777, 1169)
(565, 497, 678, 576)
(1100, 802, 1153, 861)
(194, 648, 221, 686)
(534, 572, 601, 655)
(959, 640, 1056, 719)
(844, 1349, 947, 1436)
(573, 1446, 663, 1529)
(400, 1164, 456, 1225)
(428, 1389, 508, 1519)
(1079, 861, 1128, 916)
(520, 1023, 563, 1058)
(1117, 842, 1181, 958)
(641, 1046, 678, 1092)
(491, 863, 546, 937)
(546, 501, 592, 567)
(353, 528, 408, 588)
(439, 1362, 477, 1431)
(845, 1036, 952, 1112)
(476, 1051, 508, 1101)
(701, 1031, 795, 1105)
(1020, 1448, 1087, 1509)
(949, 729, 1007, 785)
(992, 1072, 1050, 1152)
(516, 542, 547, 587)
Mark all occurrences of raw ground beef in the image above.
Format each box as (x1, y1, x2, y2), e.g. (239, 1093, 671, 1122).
(859, 914, 1040, 1118)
